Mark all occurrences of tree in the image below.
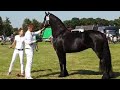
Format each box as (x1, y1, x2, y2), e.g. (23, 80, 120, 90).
(80, 18, 88, 25)
(71, 17, 80, 28)
(109, 20, 115, 26)
(32, 19, 41, 31)
(12, 28, 18, 35)
(22, 18, 32, 31)
(95, 18, 102, 25)
(114, 17, 120, 28)
(0, 16, 3, 35)
(63, 20, 72, 28)
(3, 17, 13, 36)
(95, 18, 109, 26)
(87, 18, 96, 25)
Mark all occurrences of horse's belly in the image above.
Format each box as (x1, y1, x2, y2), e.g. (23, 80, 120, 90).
(64, 44, 88, 53)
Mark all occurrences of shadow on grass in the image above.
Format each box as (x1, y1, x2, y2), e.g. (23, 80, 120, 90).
(32, 69, 52, 73)
(34, 72, 59, 79)
(34, 69, 100, 79)
(70, 70, 101, 75)
(113, 72, 120, 78)
(70, 69, 120, 79)
(33, 69, 120, 79)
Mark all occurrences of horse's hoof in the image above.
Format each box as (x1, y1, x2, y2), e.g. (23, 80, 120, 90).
(58, 74, 69, 77)
(65, 72, 69, 76)
(102, 75, 110, 79)
(58, 74, 65, 77)
(109, 72, 115, 78)
(65, 74, 69, 76)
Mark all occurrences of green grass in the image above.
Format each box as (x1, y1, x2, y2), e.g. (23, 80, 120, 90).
(0, 42, 120, 79)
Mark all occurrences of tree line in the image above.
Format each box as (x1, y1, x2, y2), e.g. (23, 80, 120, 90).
(0, 17, 42, 36)
(0, 17, 13, 36)
(1, 16, 120, 36)
(63, 17, 120, 29)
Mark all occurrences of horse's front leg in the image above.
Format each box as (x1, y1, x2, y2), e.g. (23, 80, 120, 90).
(56, 51, 69, 77)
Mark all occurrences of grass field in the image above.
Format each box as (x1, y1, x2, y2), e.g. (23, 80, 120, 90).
(0, 42, 120, 79)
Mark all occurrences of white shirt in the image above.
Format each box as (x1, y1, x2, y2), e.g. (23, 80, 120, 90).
(24, 30, 41, 49)
(113, 37, 117, 42)
(15, 35, 24, 49)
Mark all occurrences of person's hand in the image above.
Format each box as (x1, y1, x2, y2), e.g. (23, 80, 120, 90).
(41, 27, 45, 31)
(30, 40, 37, 45)
(9, 46, 12, 48)
(30, 43, 33, 46)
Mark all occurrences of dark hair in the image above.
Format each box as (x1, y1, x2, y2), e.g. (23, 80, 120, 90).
(27, 23, 34, 27)
(18, 28, 23, 32)
(18, 28, 24, 34)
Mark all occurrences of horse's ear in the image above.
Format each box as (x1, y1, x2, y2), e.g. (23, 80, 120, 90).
(48, 12, 50, 14)
(45, 12, 47, 15)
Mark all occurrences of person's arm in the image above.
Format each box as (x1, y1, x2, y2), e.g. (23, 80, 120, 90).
(9, 40, 16, 48)
(9, 36, 17, 48)
(24, 33, 36, 45)
(32, 27, 45, 35)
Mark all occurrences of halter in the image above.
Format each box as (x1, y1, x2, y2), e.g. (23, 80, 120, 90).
(44, 15, 50, 27)
(46, 16, 50, 21)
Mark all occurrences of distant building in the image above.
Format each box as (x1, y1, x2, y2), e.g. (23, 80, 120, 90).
(97, 26, 119, 36)
(75, 25, 97, 31)
(75, 25, 119, 36)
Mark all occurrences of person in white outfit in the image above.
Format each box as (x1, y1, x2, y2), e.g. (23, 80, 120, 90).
(24, 24, 44, 79)
(113, 36, 117, 44)
(8, 28, 25, 77)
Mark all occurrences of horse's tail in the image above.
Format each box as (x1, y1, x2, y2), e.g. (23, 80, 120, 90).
(100, 35, 113, 77)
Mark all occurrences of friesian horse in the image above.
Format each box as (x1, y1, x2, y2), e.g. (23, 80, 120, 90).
(43, 12, 114, 79)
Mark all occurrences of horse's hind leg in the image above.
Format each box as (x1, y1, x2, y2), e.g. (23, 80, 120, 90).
(99, 58, 113, 79)
(94, 51, 104, 73)
(92, 42, 112, 79)
(93, 49, 109, 79)
(56, 51, 69, 77)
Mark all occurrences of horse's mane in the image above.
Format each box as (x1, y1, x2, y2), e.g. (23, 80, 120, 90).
(49, 13, 68, 30)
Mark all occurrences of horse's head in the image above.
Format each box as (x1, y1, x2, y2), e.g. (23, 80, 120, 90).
(43, 12, 51, 28)
(43, 12, 68, 37)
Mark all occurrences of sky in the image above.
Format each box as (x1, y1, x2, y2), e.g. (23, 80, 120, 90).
(0, 11, 120, 28)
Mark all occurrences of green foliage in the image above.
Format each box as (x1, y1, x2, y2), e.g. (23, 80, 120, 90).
(63, 20, 72, 28)
(0, 17, 13, 36)
(12, 28, 18, 35)
(32, 19, 41, 31)
(22, 18, 42, 32)
(22, 18, 32, 32)
(71, 18, 80, 28)
(0, 16, 3, 35)
(63, 17, 119, 29)
(3, 17, 13, 36)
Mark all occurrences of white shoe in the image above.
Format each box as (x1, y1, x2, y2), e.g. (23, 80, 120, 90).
(7, 72, 11, 76)
(25, 77, 33, 79)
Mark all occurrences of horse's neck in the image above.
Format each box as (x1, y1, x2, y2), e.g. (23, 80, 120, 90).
(50, 20, 67, 38)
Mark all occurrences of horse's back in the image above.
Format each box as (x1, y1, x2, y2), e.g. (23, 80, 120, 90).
(60, 31, 90, 52)
(64, 30, 106, 42)
(85, 30, 107, 42)
(54, 30, 107, 53)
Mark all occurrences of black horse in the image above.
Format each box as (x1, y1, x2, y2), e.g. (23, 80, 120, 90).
(43, 12, 114, 79)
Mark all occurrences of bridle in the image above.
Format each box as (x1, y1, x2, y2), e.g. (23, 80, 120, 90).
(44, 15, 50, 27)
(41, 15, 50, 38)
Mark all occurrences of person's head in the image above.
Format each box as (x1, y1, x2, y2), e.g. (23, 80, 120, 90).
(27, 24, 34, 32)
(18, 28, 24, 36)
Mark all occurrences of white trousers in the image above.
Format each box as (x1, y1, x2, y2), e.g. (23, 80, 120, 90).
(25, 49, 34, 78)
(8, 49, 24, 74)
